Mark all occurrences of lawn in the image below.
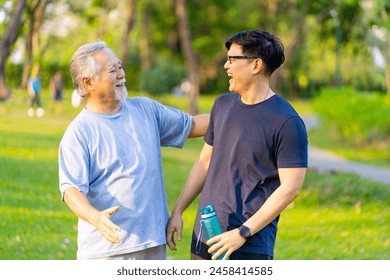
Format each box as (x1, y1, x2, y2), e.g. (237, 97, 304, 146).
(0, 90, 388, 260)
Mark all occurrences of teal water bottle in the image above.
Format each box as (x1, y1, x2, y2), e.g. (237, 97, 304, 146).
(200, 204, 228, 260)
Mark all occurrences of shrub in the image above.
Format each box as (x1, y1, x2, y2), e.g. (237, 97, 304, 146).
(5, 63, 23, 88)
(139, 57, 187, 96)
(312, 87, 390, 144)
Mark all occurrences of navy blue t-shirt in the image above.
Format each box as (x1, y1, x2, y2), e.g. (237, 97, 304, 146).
(193, 93, 308, 257)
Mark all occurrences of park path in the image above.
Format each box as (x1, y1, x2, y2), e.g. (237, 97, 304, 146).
(303, 115, 390, 185)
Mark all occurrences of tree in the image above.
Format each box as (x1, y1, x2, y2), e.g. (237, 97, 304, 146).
(175, 0, 199, 115)
(0, 0, 383, 99)
(363, 0, 390, 94)
(21, 0, 51, 89)
(0, 0, 27, 100)
(139, 1, 152, 72)
(120, 0, 137, 68)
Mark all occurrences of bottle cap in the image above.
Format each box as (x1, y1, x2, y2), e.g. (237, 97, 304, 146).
(200, 205, 216, 218)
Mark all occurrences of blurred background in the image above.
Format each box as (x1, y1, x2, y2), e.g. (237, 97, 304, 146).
(0, 0, 388, 111)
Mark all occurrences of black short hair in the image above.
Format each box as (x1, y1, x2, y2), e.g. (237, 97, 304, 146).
(225, 30, 285, 76)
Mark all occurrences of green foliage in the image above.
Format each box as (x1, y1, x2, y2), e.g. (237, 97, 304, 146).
(2, 0, 388, 97)
(5, 63, 23, 88)
(139, 57, 187, 95)
(312, 87, 390, 144)
(5, 61, 73, 90)
(122, 53, 141, 92)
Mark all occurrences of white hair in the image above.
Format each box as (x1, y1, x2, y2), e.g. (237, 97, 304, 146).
(69, 41, 107, 98)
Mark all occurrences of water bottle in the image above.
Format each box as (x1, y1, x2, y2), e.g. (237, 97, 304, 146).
(199, 204, 228, 260)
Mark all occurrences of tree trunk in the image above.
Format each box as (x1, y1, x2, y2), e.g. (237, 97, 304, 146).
(121, 0, 137, 68)
(21, 0, 51, 88)
(0, 0, 27, 99)
(139, 7, 152, 72)
(276, 1, 308, 97)
(175, 0, 199, 115)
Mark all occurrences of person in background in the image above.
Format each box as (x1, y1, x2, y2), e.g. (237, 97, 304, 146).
(166, 29, 308, 260)
(27, 65, 44, 117)
(58, 41, 209, 260)
(50, 70, 64, 114)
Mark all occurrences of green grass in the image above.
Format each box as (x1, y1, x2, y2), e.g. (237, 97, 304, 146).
(309, 125, 390, 167)
(276, 171, 390, 259)
(0, 90, 389, 260)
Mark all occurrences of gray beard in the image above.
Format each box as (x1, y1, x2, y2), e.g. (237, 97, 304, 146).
(115, 87, 128, 102)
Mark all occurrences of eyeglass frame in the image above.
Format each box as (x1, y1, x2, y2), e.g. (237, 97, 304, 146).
(227, 55, 259, 64)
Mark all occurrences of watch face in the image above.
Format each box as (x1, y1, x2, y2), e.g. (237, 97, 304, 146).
(239, 226, 251, 239)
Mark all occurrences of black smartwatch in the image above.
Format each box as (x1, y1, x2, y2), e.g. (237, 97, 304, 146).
(238, 225, 252, 240)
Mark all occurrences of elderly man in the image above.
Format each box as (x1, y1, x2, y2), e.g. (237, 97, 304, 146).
(59, 41, 208, 260)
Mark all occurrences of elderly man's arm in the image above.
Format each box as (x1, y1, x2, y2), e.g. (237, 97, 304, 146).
(63, 186, 122, 244)
(188, 114, 209, 138)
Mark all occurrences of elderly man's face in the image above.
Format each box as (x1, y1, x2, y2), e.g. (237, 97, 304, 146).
(92, 48, 127, 102)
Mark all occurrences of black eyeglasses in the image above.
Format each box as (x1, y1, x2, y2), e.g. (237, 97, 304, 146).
(227, 55, 258, 64)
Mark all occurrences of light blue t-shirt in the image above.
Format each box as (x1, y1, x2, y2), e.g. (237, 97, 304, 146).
(28, 77, 41, 95)
(59, 97, 192, 259)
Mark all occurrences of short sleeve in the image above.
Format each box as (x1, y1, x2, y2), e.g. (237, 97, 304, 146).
(58, 129, 90, 200)
(275, 117, 308, 168)
(151, 100, 192, 148)
(204, 100, 218, 146)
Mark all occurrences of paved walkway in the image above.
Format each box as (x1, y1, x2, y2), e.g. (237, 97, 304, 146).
(303, 116, 390, 184)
